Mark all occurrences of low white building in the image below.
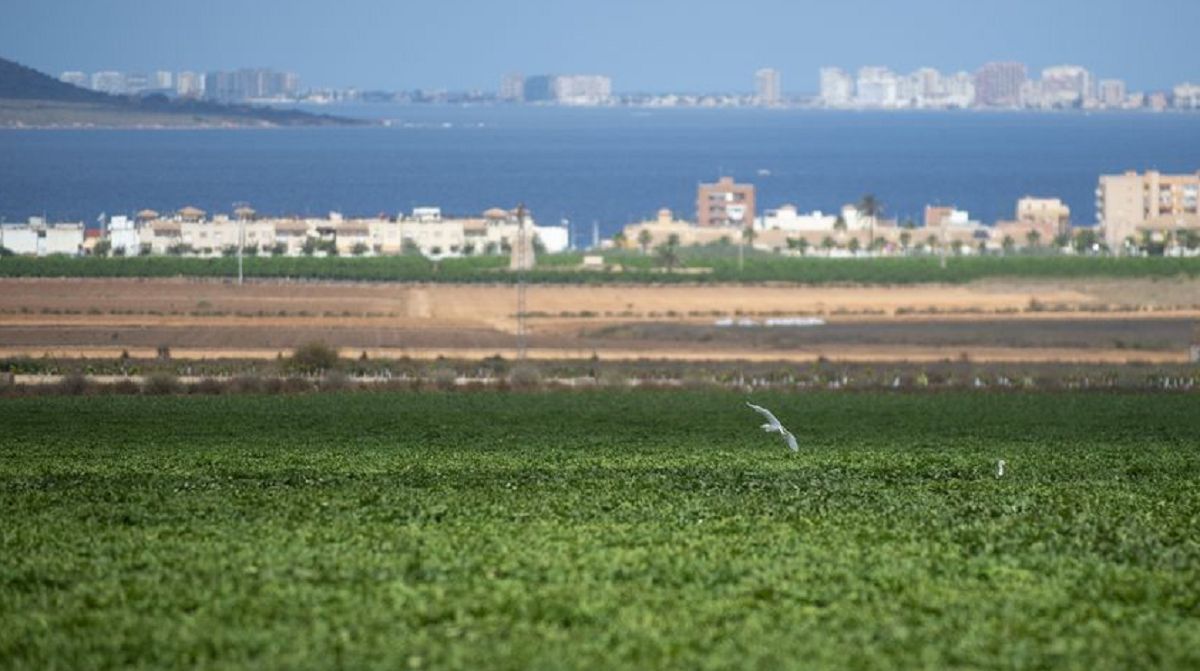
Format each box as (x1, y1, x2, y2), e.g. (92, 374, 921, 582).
(0, 222, 39, 255)
(107, 216, 143, 255)
(758, 205, 838, 232)
(0, 218, 84, 256)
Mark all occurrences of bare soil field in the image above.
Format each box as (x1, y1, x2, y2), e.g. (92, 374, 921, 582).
(1, 278, 1196, 364)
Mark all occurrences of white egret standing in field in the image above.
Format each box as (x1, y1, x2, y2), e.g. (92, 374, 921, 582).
(996, 459, 1006, 478)
(746, 402, 799, 452)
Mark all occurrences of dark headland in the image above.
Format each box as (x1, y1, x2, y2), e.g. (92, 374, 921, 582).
(0, 57, 365, 128)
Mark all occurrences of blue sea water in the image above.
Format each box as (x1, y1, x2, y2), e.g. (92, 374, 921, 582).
(1, 106, 1198, 242)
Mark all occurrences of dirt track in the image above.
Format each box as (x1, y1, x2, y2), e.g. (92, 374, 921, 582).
(1, 278, 1196, 363)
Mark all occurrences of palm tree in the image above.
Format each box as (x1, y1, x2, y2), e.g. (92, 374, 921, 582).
(833, 215, 847, 233)
(637, 229, 653, 255)
(857, 194, 882, 255)
(1002, 235, 1016, 254)
(656, 241, 680, 272)
(847, 237, 861, 254)
(1025, 229, 1041, 250)
(612, 232, 627, 249)
(899, 231, 912, 253)
(797, 237, 810, 256)
(1182, 229, 1200, 251)
(820, 236, 836, 254)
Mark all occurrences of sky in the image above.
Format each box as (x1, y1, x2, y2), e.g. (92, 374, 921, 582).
(3, 0, 1198, 93)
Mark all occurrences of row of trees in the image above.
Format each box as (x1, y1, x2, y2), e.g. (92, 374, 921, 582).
(88, 237, 545, 259)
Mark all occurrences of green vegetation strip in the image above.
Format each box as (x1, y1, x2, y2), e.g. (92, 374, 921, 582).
(2, 391, 1198, 668)
(3, 253, 1200, 283)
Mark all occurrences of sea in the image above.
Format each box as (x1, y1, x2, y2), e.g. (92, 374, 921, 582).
(2, 105, 1199, 243)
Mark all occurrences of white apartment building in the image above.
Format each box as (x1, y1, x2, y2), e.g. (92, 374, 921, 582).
(758, 206, 838, 232)
(175, 71, 204, 97)
(1038, 65, 1094, 107)
(554, 75, 612, 106)
(90, 71, 126, 94)
(107, 216, 142, 254)
(1174, 84, 1200, 110)
(855, 67, 898, 107)
(1098, 79, 1127, 108)
(59, 71, 88, 88)
(819, 68, 853, 107)
(755, 68, 781, 106)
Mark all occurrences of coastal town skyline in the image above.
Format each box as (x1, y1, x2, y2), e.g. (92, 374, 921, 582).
(47, 62, 1200, 112)
(4, 0, 1200, 93)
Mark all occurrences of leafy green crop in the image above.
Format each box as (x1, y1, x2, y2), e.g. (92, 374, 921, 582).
(1, 391, 1198, 669)
(2, 253, 1200, 284)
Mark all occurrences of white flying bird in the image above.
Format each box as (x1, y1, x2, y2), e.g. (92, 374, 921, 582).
(746, 402, 798, 452)
(996, 459, 1006, 478)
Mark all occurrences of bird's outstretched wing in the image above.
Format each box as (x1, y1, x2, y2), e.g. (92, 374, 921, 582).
(746, 402, 782, 429)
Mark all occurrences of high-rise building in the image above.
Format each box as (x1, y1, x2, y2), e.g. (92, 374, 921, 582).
(59, 71, 88, 88)
(911, 67, 943, 103)
(1040, 65, 1093, 107)
(1097, 170, 1200, 251)
(1174, 83, 1200, 110)
(203, 68, 298, 101)
(90, 71, 126, 95)
(755, 68, 781, 106)
(521, 74, 611, 105)
(819, 67, 853, 107)
(124, 73, 151, 94)
(697, 177, 756, 228)
(175, 71, 203, 98)
(153, 70, 174, 90)
(553, 75, 612, 105)
(943, 71, 976, 107)
(855, 67, 898, 107)
(1098, 79, 1126, 108)
(500, 72, 524, 102)
(974, 62, 1027, 107)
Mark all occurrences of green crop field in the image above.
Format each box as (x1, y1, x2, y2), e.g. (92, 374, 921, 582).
(2, 391, 1198, 669)
(3, 252, 1200, 284)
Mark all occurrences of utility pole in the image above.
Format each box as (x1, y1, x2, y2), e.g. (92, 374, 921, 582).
(516, 203, 527, 360)
(238, 217, 244, 286)
(233, 201, 248, 286)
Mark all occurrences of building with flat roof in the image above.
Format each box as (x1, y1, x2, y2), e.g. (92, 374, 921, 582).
(855, 67, 898, 107)
(1098, 170, 1200, 251)
(697, 177, 756, 228)
(755, 68, 781, 106)
(819, 67, 853, 107)
(974, 62, 1026, 107)
(1098, 79, 1127, 108)
(500, 73, 524, 102)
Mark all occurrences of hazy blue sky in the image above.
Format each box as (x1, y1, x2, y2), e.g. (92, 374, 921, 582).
(4, 0, 1197, 93)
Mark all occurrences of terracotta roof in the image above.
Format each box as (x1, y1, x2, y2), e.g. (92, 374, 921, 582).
(177, 206, 206, 219)
(136, 209, 160, 220)
(483, 207, 510, 219)
(151, 222, 182, 234)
